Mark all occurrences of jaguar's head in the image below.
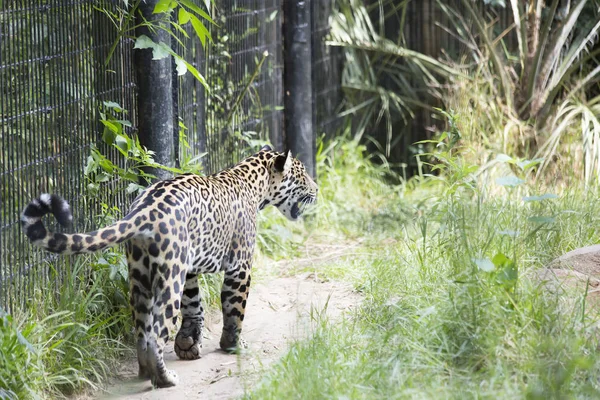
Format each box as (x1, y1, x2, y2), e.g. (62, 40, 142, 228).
(259, 146, 318, 221)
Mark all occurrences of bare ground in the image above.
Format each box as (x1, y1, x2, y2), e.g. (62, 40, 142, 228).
(532, 244, 600, 311)
(91, 272, 360, 400)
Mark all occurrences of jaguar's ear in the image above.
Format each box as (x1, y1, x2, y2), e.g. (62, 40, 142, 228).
(260, 144, 272, 152)
(274, 150, 292, 173)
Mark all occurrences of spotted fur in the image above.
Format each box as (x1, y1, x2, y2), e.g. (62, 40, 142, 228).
(21, 146, 317, 388)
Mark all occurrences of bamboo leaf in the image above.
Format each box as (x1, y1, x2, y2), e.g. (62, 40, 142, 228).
(153, 0, 174, 14)
(189, 14, 211, 47)
(174, 54, 208, 90)
(170, 21, 190, 39)
(179, 0, 215, 25)
(178, 7, 191, 24)
(174, 56, 186, 76)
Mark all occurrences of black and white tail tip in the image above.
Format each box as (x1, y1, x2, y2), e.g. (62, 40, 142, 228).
(21, 194, 73, 242)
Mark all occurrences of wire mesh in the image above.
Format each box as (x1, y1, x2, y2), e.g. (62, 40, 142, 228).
(312, 0, 344, 137)
(0, 0, 136, 311)
(175, 0, 284, 174)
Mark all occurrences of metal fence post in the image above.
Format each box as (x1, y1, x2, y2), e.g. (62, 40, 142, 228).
(134, 0, 175, 182)
(283, 0, 316, 178)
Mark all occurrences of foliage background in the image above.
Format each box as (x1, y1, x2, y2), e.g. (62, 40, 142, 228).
(1, 0, 600, 398)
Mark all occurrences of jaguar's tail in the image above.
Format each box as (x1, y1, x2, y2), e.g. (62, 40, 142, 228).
(21, 193, 137, 254)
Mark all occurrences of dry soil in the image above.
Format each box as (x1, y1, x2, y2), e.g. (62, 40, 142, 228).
(91, 273, 359, 400)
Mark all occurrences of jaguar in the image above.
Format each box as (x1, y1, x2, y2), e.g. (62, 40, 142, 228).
(21, 145, 317, 387)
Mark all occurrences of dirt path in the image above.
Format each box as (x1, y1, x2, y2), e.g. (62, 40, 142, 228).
(94, 274, 359, 400)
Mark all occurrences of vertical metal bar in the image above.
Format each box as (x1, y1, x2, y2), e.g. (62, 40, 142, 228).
(196, 40, 207, 163)
(172, 49, 180, 169)
(273, 0, 284, 151)
(283, 0, 315, 177)
(310, 0, 318, 140)
(134, 0, 174, 182)
(0, 1, 5, 309)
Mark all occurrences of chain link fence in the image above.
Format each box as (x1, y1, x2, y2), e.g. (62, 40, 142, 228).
(0, 1, 137, 310)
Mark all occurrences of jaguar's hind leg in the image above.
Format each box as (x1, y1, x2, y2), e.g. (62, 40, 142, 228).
(127, 244, 154, 381)
(147, 255, 186, 388)
(175, 273, 204, 360)
(128, 240, 182, 388)
(147, 335, 178, 388)
(220, 264, 251, 353)
(135, 337, 151, 380)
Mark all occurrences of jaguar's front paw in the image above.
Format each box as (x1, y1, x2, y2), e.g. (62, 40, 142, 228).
(174, 320, 203, 360)
(174, 334, 202, 360)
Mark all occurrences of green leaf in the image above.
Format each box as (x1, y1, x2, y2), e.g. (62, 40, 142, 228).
(136, 37, 208, 87)
(126, 183, 145, 194)
(175, 57, 188, 76)
(492, 252, 510, 268)
(185, 153, 207, 165)
(173, 54, 209, 89)
(523, 193, 558, 202)
(94, 173, 114, 183)
(102, 130, 114, 146)
(497, 263, 518, 290)
(189, 14, 211, 47)
(123, 170, 141, 182)
(109, 264, 118, 280)
(179, 0, 215, 24)
(98, 159, 114, 173)
(152, 42, 172, 60)
(134, 36, 170, 60)
(495, 176, 525, 187)
(102, 101, 123, 112)
(171, 20, 191, 39)
(517, 158, 544, 171)
(115, 134, 131, 154)
(492, 252, 518, 290)
(498, 230, 520, 237)
(133, 35, 155, 50)
(495, 154, 514, 163)
(84, 155, 97, 176)
(268, 9, 278, 22)
(100, 120, 120, 142)
(153, 0, 175, 14)
(528, 216, 555, 224)
(178, 7, 191, 24)
(473, 258, 495, 272)
(115, 119, 132, 127)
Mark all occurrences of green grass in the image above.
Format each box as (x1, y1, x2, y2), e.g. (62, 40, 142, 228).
(0, 249, 135, 399)
(246, 137, 600, 399)
(0, 232, 225, 399)
(4, 132, 600, 399)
